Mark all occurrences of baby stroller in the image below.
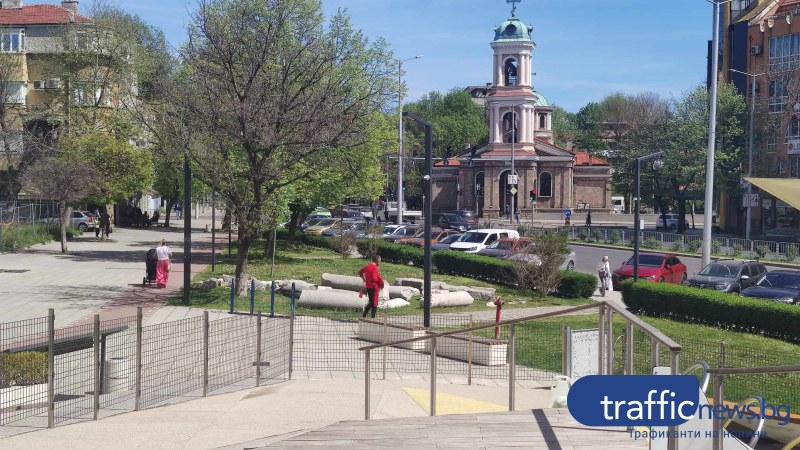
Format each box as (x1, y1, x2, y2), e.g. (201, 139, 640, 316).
(143, 248, 158, 286)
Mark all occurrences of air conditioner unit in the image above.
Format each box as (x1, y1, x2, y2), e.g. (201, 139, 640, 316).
(751, 45, 763, 55)
(44, 78, 61, 90)
(33, 80, 45, 90)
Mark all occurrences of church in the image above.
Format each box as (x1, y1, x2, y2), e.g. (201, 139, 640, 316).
(432, 3, 612, 219)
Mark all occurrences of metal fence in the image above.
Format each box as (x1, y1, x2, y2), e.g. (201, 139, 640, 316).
(0, 309, 291, 435)
(0, 200, 59, 253)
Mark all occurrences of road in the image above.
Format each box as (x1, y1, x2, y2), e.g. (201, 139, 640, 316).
(569, 244, 788, 277)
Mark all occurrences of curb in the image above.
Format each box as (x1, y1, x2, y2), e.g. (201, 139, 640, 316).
(568, 241, 800, 269)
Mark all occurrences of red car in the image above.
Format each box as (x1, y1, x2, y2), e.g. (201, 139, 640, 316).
(611, 253, 687, 290)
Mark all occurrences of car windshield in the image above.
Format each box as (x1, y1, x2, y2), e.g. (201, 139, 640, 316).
(624, 254, 664, 267)
(698, 263, 738, 278)
(460, 232, 487, 243)
(316, 219, 336, 226)
(439, 234, 462, 244)
(487, 240, 513, 250)
(400, 227, 418, 236)
(306, 219, 322, 227)
(756, 273, 800, 289)
(383, 226, 398, 234)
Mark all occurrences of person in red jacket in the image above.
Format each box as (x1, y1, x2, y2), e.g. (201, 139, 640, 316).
(358, 255, 385, 318)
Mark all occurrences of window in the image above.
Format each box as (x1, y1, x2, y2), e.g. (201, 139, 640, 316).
(791, 155, 800, 178)
(768, 77, 790, 113)
(0, 29, 24, 52)
(504, 58, 518, 87)
(769, 34, 800, 72)
(788, 117, 800, 142)
(539, 114, 546, 129)
(3, 81, 25, 104)
(538, 172, 552, 197)
(502, 110, 519, 143)
(767, 126, 778, 156)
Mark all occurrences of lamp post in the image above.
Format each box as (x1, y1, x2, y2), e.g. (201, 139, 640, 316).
(183, 155, 191, 306)
(633, 151, 664, 281)
(510, 104, 518, 225)
(729, 68, 765, 241)
(396, 55, 423, 225)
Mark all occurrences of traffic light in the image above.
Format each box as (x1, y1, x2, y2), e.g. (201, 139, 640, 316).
(529, 189, 536, 202)
(402, 182, 406, 192)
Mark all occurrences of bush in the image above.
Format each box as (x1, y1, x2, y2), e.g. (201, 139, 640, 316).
(591, 229, 602, 242)
(731, 244, 743, 257)
(48, 225, 83, 241)
(331, 234, 356, 257)
(687, 239, 701, 253)
(0, 351, 48, 388)
(355, 240, 424, 266)
(557, 271, 598, 299)
(1, 223, 52, 252)
(609, 230, 621, 244)
(642, 237, 661, 249)
(673, 239, 685, 252)
(620, 281, 800, 342)
(756, 245, 769, 259)
(787, 244, 799, 262)
(711, 240, 721, 254)
(577, 229, 588, 241)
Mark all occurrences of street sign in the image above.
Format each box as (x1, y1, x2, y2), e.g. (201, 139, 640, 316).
(467, 159, 474, 168)
(743, 193, 760, 208)
(510, 187, 518, 195)
(564, 209, 572, 216)
(509, 174, 519, 185)
(443, 159, 449, 167)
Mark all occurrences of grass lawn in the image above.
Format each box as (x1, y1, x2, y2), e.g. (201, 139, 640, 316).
(170, 239, 587, 317)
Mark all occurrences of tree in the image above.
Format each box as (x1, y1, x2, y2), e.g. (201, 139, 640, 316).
(404, 88, 488, 153)
(572, 102, 609, 154)
(551, 106, 577, 148)
(170, 0, 395, 295)
(21, 155, 97, 253)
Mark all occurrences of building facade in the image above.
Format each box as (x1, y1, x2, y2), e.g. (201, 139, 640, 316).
(432, 9, 612, 218)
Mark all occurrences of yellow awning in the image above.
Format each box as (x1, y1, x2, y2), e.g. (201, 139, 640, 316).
(745, 177, 800, 211)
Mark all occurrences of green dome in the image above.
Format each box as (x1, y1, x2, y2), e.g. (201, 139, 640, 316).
(493, 18, 533, 42)
(533, 91, 549, 107)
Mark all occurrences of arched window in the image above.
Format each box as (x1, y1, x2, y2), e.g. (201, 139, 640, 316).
(539, 172, 552, 198)
(502, 111, 519, 143)
(504, 58, 518, 87)
(539, 113, 546, 129)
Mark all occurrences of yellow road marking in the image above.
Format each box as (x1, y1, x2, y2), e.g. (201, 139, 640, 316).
(401, 387, 507, 415)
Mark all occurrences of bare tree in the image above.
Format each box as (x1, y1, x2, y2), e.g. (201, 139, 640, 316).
(507, 232, 569, 295)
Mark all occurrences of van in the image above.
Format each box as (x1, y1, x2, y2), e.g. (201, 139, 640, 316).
(449, 228, 520, 253)
(611, 196, 625, 214)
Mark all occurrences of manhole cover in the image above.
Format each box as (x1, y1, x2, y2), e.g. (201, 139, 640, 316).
(0, 269, 30, 273)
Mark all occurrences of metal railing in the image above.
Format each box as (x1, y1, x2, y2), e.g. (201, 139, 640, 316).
(358, 300, 683, 449)
(708, 365, 800, 450)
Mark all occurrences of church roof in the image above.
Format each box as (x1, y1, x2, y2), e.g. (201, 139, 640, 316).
(493, 17, 533, 42)
(573, 151, 609, 166)
(533, 91, 549, 107)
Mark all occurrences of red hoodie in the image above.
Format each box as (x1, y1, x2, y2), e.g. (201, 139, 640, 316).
(358, 262, 385, 290)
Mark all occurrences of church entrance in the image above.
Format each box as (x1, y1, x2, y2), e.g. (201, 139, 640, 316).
(499, 170, 518, 218)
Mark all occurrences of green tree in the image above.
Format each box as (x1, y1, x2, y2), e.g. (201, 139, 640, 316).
(551, 106, 577, 148)
(572, 102, 609, 154)
(404, 88, 488, 154)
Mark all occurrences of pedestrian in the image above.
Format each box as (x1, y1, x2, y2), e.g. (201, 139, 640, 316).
(93, 208, 101, 238)
(505, 204, 511, 221)
(155, 239, 172, 288)
(358, 255, 385, 319)
(586, 211, 592, 228)
(514, 207, 521, 225)
(598, 255, 612, 295)
(175, 203, 182, 220)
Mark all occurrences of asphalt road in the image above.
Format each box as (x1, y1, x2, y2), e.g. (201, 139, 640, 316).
(569, 244, 788, 278)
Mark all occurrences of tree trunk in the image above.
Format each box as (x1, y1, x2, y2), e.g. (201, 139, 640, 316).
(59, 202, 68, 253)
(287, 210, 304, 241)
(264, 228, 275, 256)
(235, 229, 252, 297)
(164, 198, 176, 227)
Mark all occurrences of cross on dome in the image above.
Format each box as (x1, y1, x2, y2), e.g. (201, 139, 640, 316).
(507, 0, 521, 17)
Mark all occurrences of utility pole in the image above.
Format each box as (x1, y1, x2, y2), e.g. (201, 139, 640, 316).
(702, 0, 723, 267)
(396, 55, 422, 225)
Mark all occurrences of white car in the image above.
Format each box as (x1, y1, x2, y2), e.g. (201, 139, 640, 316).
(656, 213, 689, 229)
(449, 228, 520, 253)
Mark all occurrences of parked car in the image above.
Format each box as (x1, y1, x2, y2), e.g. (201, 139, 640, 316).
(611, 253, 687, 290)
(740, 270, 800, 305)
(432, 213, 469, 232)
(449, 229, 520, 253)
(684, 259, 766, 294)
(477, 238, 530, 259)
(503, 241, 577, 271)
(321, 220, 360, 237)
(300, 217, 326, 232)
(656, 213, 689, 229)
(449, 210, 479, 227)
(383, 225, 420, 242)
(432, 233, 463, 251)
(70, 211, 95, 231)
(398, 228, 460, 248)
(305, 218, 341, 235)
(331, 209, 365, 222)
(382, 224, 404, 236)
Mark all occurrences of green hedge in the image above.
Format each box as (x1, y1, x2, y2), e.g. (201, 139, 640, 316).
(0, 351, 48, 388)
(557, 271, 598, 298)
(432, 251, 514, 285)
(355, 240, 424, 266)
(620, 281, 800, 342)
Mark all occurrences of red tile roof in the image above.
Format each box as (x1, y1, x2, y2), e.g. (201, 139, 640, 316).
(574, 151, 609, 166)
(0, 4, 92, 25)
(433, 158, 461, 167)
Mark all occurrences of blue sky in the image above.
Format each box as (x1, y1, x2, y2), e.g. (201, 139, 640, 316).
(49, 0, 714, 112)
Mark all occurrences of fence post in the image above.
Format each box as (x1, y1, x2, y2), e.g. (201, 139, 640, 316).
(651, 338, 660, 371)
(364, 349, 371, 420)
(625, 322, 634, 375)
(382, 314, 387, 380)
(249, 279, 255, 316)
(597, 304, 605, 375)
(229, 279, 236, 314)
(430, 337, 437, 417)
(135, 307, 142, 411)
(667, 350, 681, 450)
(270, 281, 276, 318)
(508, 323, 516, 411)
(288, 293, 295, 380)
(468, 314, 473, 386)
(203, 310, 209, 397)
(290, 282, 296, 316)
(719, 341, 726, 368)
(93, 314, 100, 420)
(47, 308, 54, 429)
(561, 323, 569, 376)
(256, 311, 262, 386)
(712, 375, 724, 450)
(606, 307, 613, 374)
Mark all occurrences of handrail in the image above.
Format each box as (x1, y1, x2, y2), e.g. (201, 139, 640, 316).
(707, 365, 800, 375)
(358, 302, 601, 351)
(606, 305, 682, 351)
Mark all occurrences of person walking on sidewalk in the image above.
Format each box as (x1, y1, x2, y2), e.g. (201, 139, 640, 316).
(585, 211, 592, 228)
(358, 255, 385, 319)
(598, 255, 611, 296)
(155, 239, 173, 288)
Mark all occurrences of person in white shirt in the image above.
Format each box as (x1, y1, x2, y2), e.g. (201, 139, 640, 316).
(598, 255, 611, 295)
(155, 239, 172, 288)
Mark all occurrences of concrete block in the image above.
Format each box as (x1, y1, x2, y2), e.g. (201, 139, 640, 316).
(387, 286, 420, 300)
(422, 290, 475, 307)
(297, 288, 366, 310)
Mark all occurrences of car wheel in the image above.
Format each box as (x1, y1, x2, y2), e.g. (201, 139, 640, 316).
(566, 261, 575, 271)
(681, 274, 687, 284)
(78, 223, 88, 231)
(658, 277, 665, 283)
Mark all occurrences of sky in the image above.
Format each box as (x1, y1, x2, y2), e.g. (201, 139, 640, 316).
(43, 0, 715, 112)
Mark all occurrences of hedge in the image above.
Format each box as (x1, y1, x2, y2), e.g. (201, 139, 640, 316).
(355, 240, 424, 266)
(0, 351, 47, 388)
(620, 281, 800, 342)
(557, 271, 598, 299)
(432, 251, 514, 285)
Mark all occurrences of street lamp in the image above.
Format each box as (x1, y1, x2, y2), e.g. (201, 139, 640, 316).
(396, 55, 423, 225)
(729, 68, 766, 240)
(633, 151, 664, 282)
(509, 104, 519, 225)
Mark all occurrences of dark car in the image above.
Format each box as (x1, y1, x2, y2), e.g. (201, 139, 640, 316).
(684, 259, 766, 294)
(740, 270, 800, 305)
(449, 210, 478, 227)
(611, 253, 687, 290)
(431, 233, 463, 250)
(432, 213, 469, 232)
(383, 225, 420, 242)
(477, 238, 531, 258)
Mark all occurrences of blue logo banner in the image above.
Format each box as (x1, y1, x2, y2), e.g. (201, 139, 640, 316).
(567, 375, 700, 427)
